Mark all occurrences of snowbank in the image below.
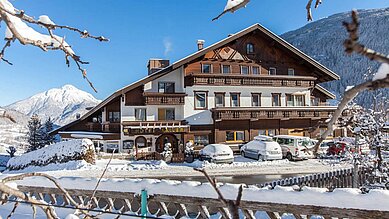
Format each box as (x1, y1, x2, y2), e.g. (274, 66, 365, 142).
(7, 139, 96, 171)
(12, 176, 389, 211)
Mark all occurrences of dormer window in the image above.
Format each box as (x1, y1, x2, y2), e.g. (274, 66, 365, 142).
(252, 66, 260, 75)
(269, 67, 277, 75)
(202, 64, 212, 73)
(240, 66, 249, 75)
(246, 43, 254, 54)
(222, 65, 231, 74)
(288, 68, 295, 76)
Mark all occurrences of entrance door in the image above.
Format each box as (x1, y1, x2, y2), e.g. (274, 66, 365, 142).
(156, 134, 179, 153)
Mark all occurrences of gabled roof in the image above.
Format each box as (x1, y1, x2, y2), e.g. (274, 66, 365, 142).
(63, 23, 340, 128)
(314, 84, 336, 99)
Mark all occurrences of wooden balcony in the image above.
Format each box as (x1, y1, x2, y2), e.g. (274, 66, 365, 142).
(122, 120, 189, 135)
(185, 73, 316, 87)
(143, 92, 186, 105)
(86, 122, 102, 132)
(102, 122, 121, 133)
(212, 107, 341, 120)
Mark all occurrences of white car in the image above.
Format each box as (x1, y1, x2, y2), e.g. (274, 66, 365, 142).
(199, 144, 234, 164)
(240, 135, 282, 161)
(273, 135, 315, 161)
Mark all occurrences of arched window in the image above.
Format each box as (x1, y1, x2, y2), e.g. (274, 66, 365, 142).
(246, 43, 254, 54)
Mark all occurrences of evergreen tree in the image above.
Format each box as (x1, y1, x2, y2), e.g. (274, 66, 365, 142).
(27, 114, 44, 152)
(42, 117, 55, 146)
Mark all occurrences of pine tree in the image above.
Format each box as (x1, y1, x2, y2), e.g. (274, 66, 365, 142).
(27, 114, 44, 152)
(42, 117, 55, 146)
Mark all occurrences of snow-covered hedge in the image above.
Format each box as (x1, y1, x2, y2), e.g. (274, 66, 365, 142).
(7, 139, 96, 171)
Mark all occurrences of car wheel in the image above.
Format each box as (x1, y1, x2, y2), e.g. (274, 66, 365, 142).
(241, 151, 245, 157)
(286, 153, 293, 161)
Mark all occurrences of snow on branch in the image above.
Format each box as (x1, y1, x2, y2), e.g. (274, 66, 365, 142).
(0, 0, 108, 92)
(313, 10, 389, 155)
(306, 0, 322, 21)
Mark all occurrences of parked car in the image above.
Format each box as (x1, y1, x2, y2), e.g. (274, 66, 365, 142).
(273, 135, 315, 161)
(317, 140, 336, 156)
(240, 135, 282, 161)
(327, 141, 350, 156)
(199, 144, 234, 164)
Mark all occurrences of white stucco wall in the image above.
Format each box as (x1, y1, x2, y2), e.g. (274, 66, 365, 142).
(144, 67, 184, 93)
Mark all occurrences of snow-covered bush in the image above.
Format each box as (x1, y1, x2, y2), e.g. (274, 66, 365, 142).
(161, 143, 173, 163)
(7, 139, 96, 171)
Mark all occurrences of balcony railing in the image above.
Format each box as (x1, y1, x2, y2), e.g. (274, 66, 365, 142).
(212, 107, 341, 120)
(102, 122, 121, 133)
(144, 92, 186, 105)
(185, 73, 316, 87)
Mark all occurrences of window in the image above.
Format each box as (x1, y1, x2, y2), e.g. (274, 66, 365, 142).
(194, 135, 209, 146)
(230, 93, 240, 107)
(286, 94, 305, 106)
(108, 111, 120, 122)
(246, 43, 254, 54)
(158, 108, 175, 120)
(202, 64, 212, 73)
(295, 95, 305, 106)
(252, 93, 261, 107)
(222, 65, 231, 74)
(241, 66, 249, 74)
(252, 66, 260, 75)
(272, 93, 281, 106)
(286, 94, 293, 106)
(123, 140, 134, 150)
(269, 67, 277, 75)
(194, 91, 207, 109)
(288, 68, 295, 76)
(215, 93, 225, 107)
(158, 82, 175, 93)
(135, 108, 146, 121)
(226, 131, 245, 142)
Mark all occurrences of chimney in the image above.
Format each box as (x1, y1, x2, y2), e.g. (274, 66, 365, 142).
(197, 40, 205, 51)
(147, 59, 170, 75)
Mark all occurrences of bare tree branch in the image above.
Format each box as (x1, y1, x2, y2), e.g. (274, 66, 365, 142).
(87, 150, 115, 209)
(0, 40, 13, 65)
(306, 0, 323, 21)
(343, 10, 389, 64)
(7, 201, 19, 219)
(2, 172, 92, 218)
(0, 182, 57, 219)
(0, 1, 108, 92)
(194, 168, 243, 219)
(313, 10, 389, 155)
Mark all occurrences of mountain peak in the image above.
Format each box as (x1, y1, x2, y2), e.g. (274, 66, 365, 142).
(5, 85, 101, 125)
(61, 84, 77, 90)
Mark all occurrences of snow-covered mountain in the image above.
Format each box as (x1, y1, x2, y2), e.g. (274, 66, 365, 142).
(5, 85, 101, 126)
(282, 8, 389, 107)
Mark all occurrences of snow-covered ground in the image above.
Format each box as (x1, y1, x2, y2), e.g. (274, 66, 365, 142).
(3, 155, 351, 180)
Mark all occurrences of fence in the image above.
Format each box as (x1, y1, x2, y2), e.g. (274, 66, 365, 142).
(13, 185, 389, 219)
(260, 166, 380, 189)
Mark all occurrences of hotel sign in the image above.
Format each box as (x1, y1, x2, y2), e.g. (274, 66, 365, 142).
(123, 126, 189, 136)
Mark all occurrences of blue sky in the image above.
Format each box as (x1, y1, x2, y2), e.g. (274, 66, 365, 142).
(0, 0, 388, 106)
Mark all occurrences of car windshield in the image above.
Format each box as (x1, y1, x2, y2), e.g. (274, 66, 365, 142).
(298, 139, 313, 147)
